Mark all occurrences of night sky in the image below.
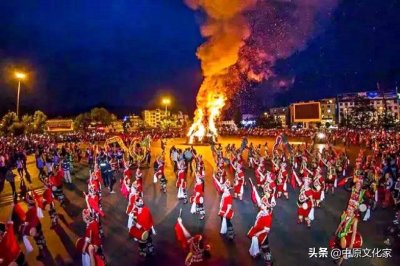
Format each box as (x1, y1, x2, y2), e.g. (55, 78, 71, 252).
(0, 0, 399, 117)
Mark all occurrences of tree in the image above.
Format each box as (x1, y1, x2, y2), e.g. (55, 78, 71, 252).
(1, 112, 18, 134)
(33, 110, 47, 133)
(74, 112, 91, 130)
(377, 108, 396, 129)
(22, 114, 34, 133)
(160, 119, 176, 130)
(90, 107, 116, 126)
(347, 96, 375, 129)
(74, 108, 116, 130)
(9, 121, 26, 136)
(257, 114, 279, 129)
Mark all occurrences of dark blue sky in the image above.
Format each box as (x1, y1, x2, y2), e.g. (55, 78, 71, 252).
(0, 0, 399, 117)
(272, 0, 400, 107)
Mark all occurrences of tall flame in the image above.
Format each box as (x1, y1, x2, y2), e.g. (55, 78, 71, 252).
(185, 0, 256, 143)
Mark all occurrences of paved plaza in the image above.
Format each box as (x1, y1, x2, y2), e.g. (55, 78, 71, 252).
(0, 137, 398, 266)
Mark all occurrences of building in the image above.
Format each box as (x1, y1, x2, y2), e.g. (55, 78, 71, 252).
(123, 115, 145, 131)
(128, 115, 145, 130)
(142, 109, 170, 128)
(170, 111, 190, 128)
(45, 119, 74, 133)
(269, 107, 288, 127)
(141, 109, 191, 129)
(109, 120, 124, 133)
(337, 91, 400, 124)
(319, 98, 336, 126)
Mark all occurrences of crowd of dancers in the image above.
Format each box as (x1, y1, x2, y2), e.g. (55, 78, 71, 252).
(0, 129, 399, 266)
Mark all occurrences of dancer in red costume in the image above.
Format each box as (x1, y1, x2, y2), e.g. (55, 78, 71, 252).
(129, 198, 156, 257)
(233, 162, 245, 200)
(176, 160, 188, 203)
(325, 161, 337, 194)
(296, 177, 314, 228)
(85, 184, 105, 238)
(276, 162, 289, 199)
(20, 192, 48, 260)
(190, 176, 205, 220)
(41, 178, 59, 228)
(154, 156, 167, 193)
(175, 216, 211, 266)
(255, 157, 266, 188)
(135, 165, 143, 194)
(217, 180, 235, 240)
(126, 182, 141, 230)
(247, 197, 273, 263)
(263, 173, 277, 208)
(312, 167, 325, 207)
(77, 209, 106, 266)
(0, 206, 25, 266)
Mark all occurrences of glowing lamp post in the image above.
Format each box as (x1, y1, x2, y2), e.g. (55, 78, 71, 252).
(162, 98, 171, 116)
(15, 71, 27, 118)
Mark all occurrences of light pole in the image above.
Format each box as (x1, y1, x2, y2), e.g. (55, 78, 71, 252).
(162, 98, 171, 116)
(15, 71, 27, 118)
(161, 97, 171, 132)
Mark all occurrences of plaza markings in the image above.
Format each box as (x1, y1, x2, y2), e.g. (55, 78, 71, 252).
(0, 187, 45, 206)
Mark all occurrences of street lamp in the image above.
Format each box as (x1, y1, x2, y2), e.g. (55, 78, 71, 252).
(162, 97, 171, 116)
(15, 71, 27, 118)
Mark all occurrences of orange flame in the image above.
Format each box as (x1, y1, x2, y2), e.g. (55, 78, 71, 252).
(185, 0, 256, 143)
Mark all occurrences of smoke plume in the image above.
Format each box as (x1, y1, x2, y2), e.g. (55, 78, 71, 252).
(186, 0, 337, 139)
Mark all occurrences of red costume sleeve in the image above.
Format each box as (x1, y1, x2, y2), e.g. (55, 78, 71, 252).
(0, 223, 21, 265)
(194, 184, 202, 194)
(43, 188, 53, 205)
(33, 190, 44, 209)
(305, 189, 314, 199)
(174, 221, 188, 250)
(86, 222, 101, 246)
(137, 207, 154, 231)
(226, 195, 233, 206)
(88, 196, 104, 217)
(259, 214, 272, 229)
(124, 169, 131, 178)
(13, 203, 26, 221)
(95, 171, 103, 182)
(25, 207, 39, 228)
